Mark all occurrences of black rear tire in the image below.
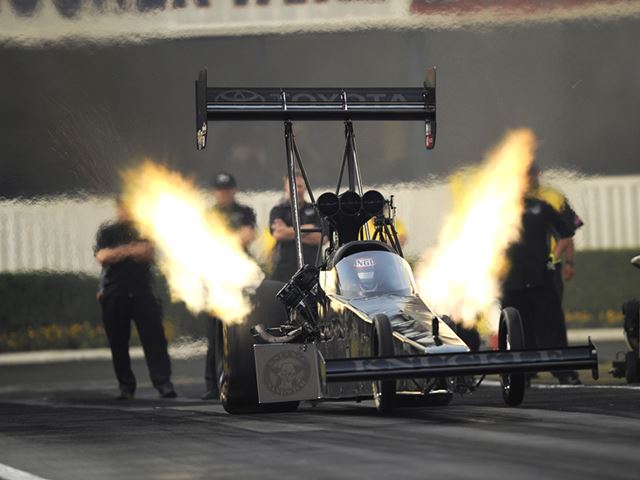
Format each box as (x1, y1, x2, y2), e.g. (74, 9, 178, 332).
(625, 351, 640, 384)
(622, 299, 640, 352)
(372, 314, 396, 414)
(498, 307, 526, 407)
(220, 279, 300, 414)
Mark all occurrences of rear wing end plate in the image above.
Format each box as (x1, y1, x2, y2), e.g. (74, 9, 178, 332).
(195, 67, 436, 150)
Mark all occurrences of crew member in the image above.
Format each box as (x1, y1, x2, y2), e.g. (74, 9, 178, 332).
(501, 165, 576, 375)
(528, 166, 583, 296)
(269, 173, 322, 282)
(94, 199, 176, 400)
(202, 172, 257, 400)
(528, 164, 584, 384)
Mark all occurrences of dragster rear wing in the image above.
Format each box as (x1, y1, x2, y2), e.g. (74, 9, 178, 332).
(195, 68, 437, 150)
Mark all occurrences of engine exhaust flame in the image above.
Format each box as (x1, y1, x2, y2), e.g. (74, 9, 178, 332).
(415, 129, 536, 328)
(121, 161, 264, 324)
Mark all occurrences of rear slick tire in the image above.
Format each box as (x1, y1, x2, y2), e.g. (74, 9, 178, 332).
(625, 351, 639, 384)
(372, 314, 396, 414)
(220, 279, 299, 414)
(498, 307, 526, 407)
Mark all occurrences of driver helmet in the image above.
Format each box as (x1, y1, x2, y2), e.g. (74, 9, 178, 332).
(354, 256, 378, 293)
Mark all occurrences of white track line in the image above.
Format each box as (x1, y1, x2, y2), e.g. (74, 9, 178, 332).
(0, 343, 207, 366)
(0, 463, 50, 480)
(0, 348, 119, 365)
(567, 327, 624, 343)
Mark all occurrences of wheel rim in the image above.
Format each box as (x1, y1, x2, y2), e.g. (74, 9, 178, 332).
(372, 331, 383, 407)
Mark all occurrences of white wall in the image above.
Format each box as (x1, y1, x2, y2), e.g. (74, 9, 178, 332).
(0, 173, 638, 274)
(552, 174, 640, 250)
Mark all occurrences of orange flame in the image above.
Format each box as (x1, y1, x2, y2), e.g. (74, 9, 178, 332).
(415, 129, 536, 328)
(121, 161, 264, 324)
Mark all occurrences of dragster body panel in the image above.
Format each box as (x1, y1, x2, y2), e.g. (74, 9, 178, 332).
(308, 291, 469, 399)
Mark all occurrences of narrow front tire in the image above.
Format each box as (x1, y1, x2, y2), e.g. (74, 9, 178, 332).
(498, 307, 526, 407)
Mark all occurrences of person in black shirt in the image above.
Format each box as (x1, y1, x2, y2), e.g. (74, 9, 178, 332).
(201, 172, 257, 400)
(210, 172, 256, 250)
(95, 199, 176, 400)
(502, 197, 575, 294)
(269, 173, 322, 283)
(501, 169, 576, 377)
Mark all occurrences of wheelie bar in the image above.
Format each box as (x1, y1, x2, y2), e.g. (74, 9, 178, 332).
(324, 341, 598, 383)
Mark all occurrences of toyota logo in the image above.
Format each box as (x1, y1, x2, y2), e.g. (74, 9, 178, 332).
(215, 89, 265, 102)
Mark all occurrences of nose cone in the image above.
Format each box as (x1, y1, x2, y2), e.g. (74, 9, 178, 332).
(632, 255, 640, 269)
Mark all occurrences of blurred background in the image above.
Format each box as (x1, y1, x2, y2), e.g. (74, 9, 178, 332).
(0, 0, 639, 352)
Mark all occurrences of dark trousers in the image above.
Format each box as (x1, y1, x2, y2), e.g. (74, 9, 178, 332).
(204, 315, 221, 393)
(550, 264, 570, 348)
(552, 262, 565, 301)
(501, 284, 566, 350)
(550, 263, 577, 379)
(502, 281, 576, 380)
(100, 292, 172, 392)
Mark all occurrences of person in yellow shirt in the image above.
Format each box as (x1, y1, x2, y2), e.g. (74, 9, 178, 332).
(527, 163, 584, 385)
(527, 164, 583, 294)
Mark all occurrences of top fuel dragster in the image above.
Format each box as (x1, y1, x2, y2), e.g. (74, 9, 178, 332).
(194, 68, 598, 414)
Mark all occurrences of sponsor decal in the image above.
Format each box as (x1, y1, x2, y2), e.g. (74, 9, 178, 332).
(410, 0, 634, 16)
(263, 349, 311, 397)
(354, 257, 375, 269)
(2, 0, 638, 44)
(212, 90, 412, 104)
(0, 0, 395, 44)
(215, 89, 266, 103)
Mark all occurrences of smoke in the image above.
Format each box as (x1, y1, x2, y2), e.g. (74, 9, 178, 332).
(168, 337, 208, 360)
(121, 160, 264, 324)
(415, 128, 536, 328)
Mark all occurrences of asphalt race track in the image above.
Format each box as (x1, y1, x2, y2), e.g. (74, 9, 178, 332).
(1, 356, 639, 480)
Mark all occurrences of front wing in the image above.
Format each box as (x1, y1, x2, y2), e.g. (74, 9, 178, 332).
(253, 341, 598, 404)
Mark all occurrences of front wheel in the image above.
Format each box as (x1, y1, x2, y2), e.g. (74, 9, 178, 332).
(372, 314, 396, 414)
(498, 307, 526, 407)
